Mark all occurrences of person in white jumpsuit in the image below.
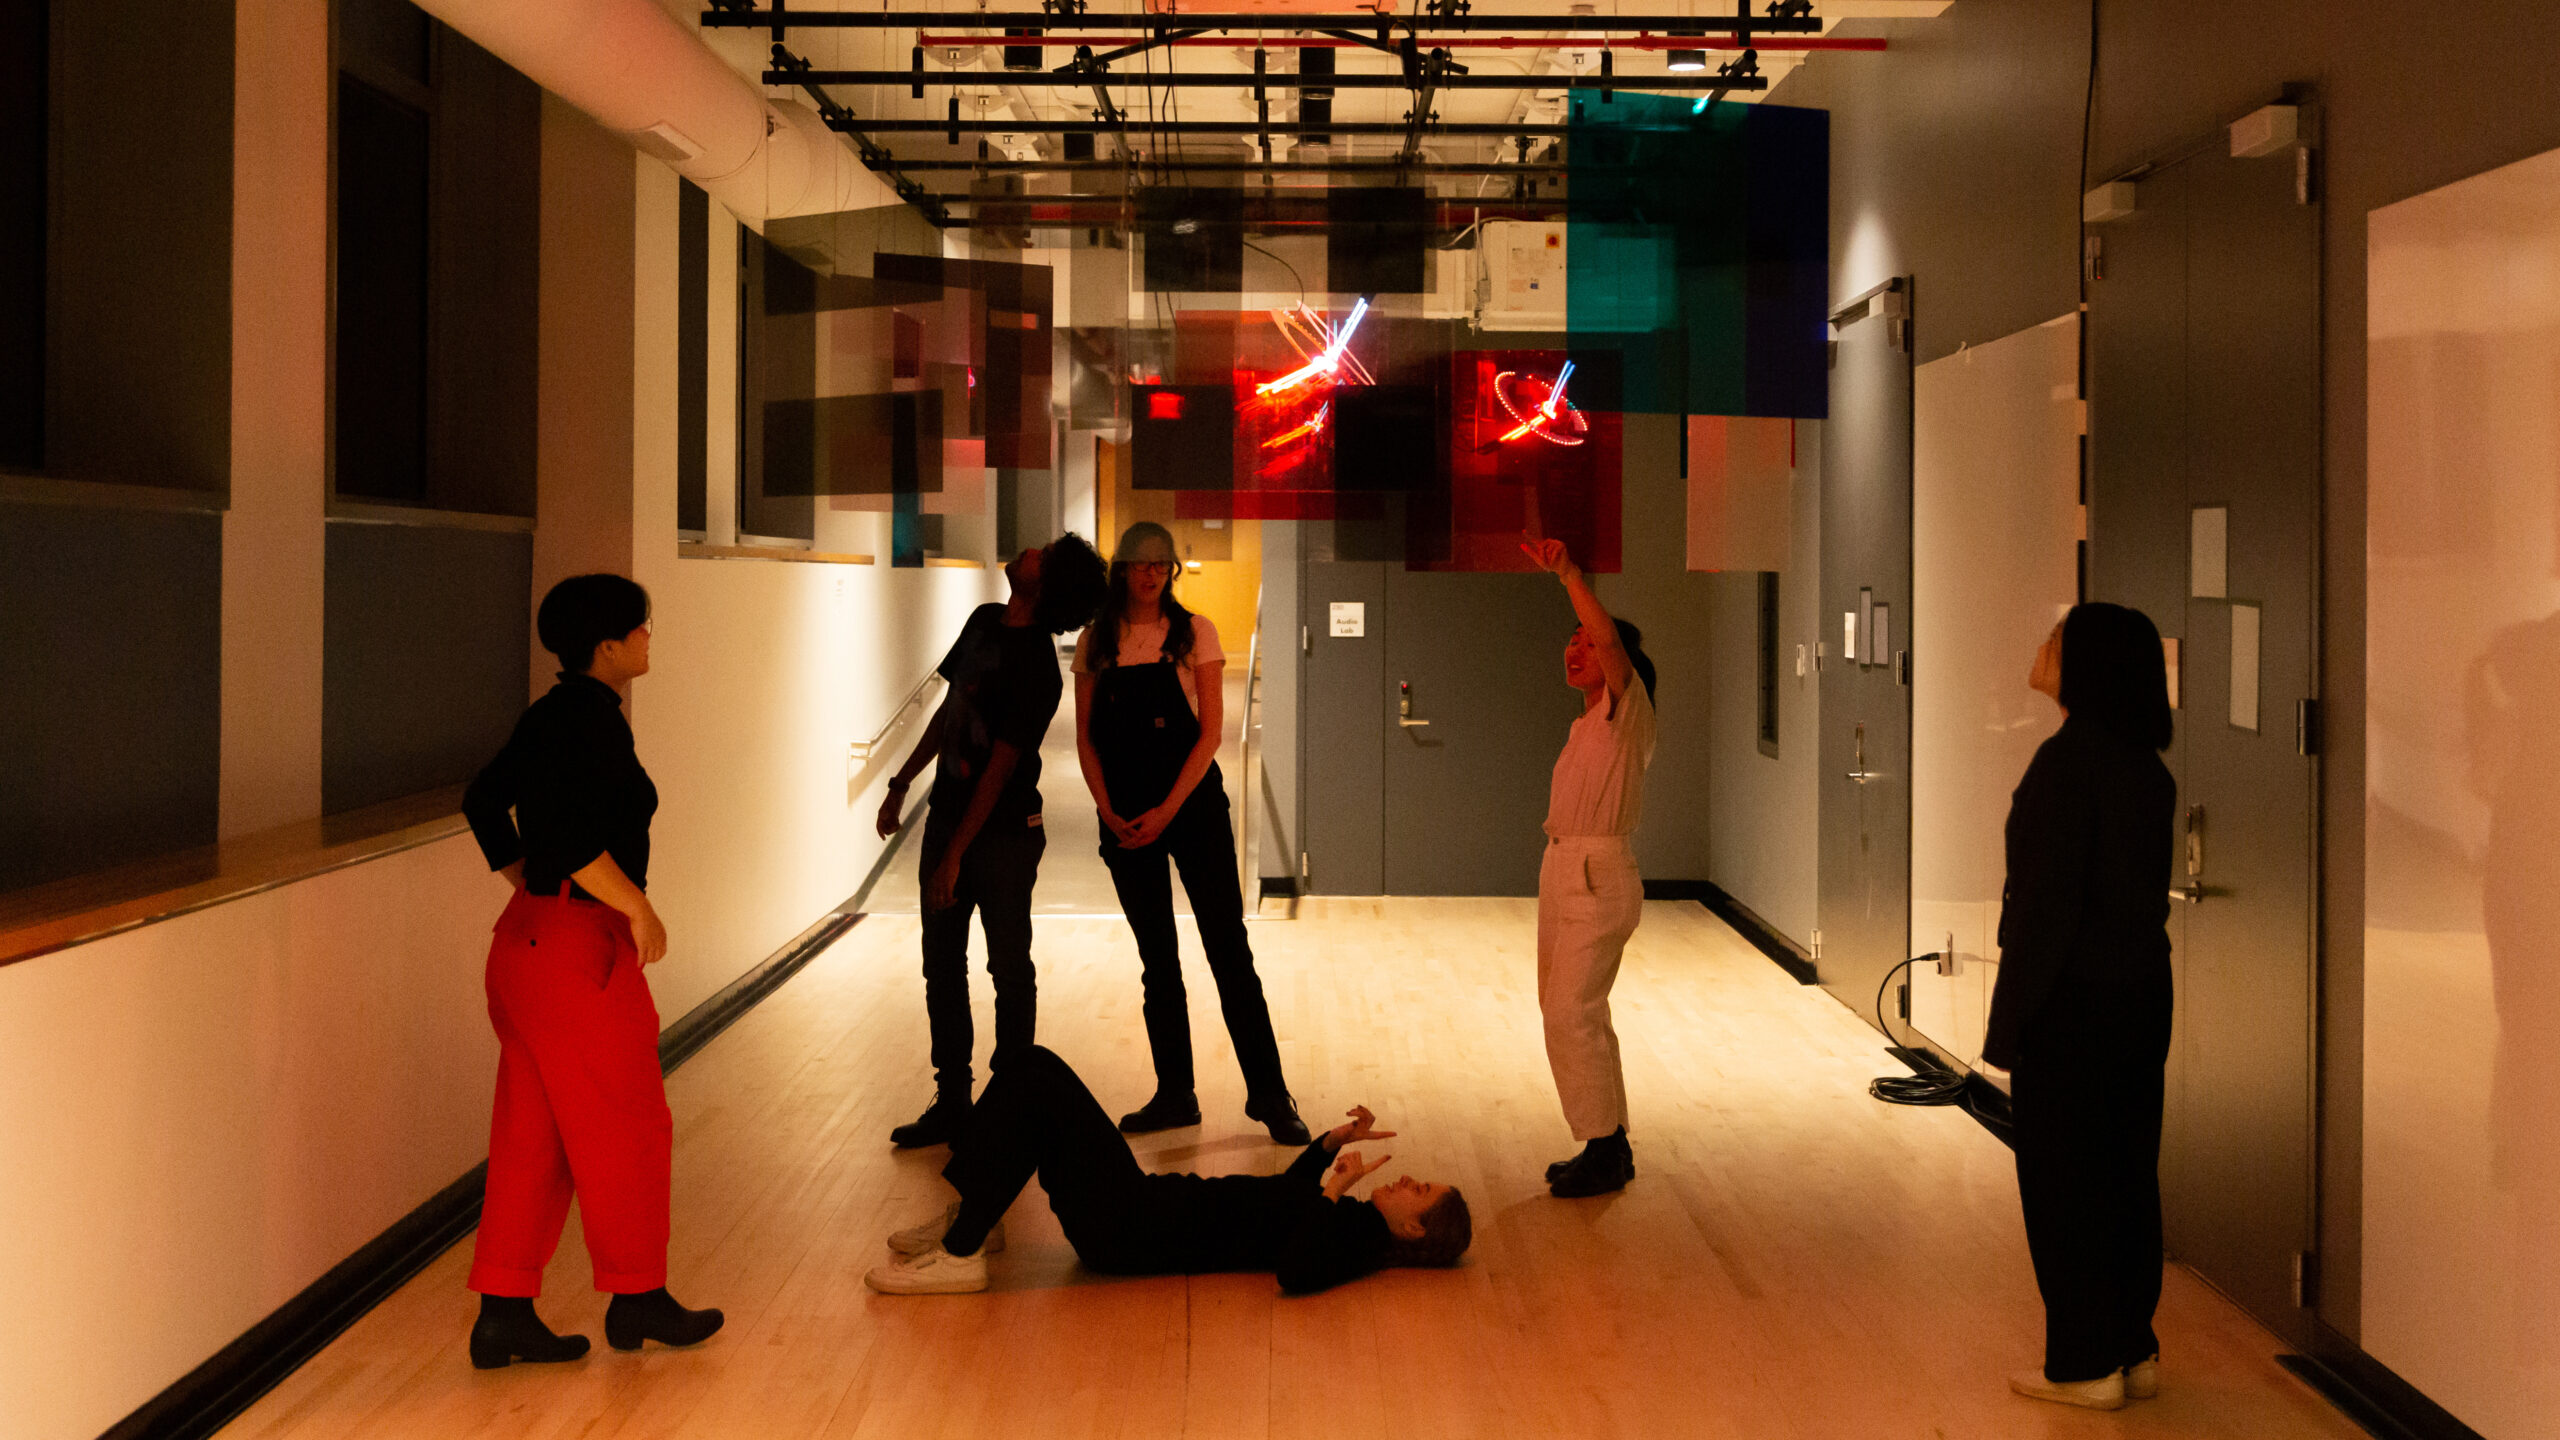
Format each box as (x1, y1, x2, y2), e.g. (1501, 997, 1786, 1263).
(1522, 535, 1658, 1198)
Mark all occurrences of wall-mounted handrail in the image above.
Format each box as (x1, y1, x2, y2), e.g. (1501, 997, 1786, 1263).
(849, 669, 944, 761)
(1238, 584, 1264, 899)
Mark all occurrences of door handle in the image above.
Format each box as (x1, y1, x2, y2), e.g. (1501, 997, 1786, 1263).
(1845, 770, 1879, 784)
(2170, 883, 2205, 905)
(1397, 679, 1430, 727)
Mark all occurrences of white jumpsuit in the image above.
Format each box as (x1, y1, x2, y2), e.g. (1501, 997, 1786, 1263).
(1537, 676, 1656, 1142)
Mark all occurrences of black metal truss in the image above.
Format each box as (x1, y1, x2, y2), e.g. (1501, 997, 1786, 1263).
(766, 46, 949, 225)
(890, 158, 1571, 173)
(768, 66, 1768, 92)
(818, 117, 1664, 136)
(704, 8, 1825, 34)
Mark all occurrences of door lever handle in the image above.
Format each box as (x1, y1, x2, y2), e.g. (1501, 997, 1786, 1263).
(1845, 770, 1879, 784)
(1399, 717, 1432, 727)
(2170, 883, 2205, 905)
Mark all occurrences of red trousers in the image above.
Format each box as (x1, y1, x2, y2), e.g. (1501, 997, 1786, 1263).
(467, 890, 672, 1297)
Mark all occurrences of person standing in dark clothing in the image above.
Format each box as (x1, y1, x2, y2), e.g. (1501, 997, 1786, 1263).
(862, 1046, 1472, 1295)
(457, 574, 722, 1368)
(1983, 602, 2178, 1412)
(1073, 522, 1307, 1144)
(876, 535, 1110, 1149)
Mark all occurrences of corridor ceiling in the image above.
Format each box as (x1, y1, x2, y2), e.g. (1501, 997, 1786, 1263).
(691, 1, 1949, 227)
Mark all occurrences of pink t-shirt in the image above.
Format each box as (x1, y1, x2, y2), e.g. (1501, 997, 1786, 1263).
(1071, 613, 1226, 715)
(1544, 678, 1657, 838)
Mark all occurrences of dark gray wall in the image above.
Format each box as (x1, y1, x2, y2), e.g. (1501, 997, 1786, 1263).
(321, 522, 531, 814)
(0, 502, 220, 892)
(1774, 0, 2560, 1356)
(46, 0, 234, 492)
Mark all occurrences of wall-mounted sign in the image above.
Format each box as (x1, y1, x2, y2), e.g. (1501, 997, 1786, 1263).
(1330, 602, 1365, 638)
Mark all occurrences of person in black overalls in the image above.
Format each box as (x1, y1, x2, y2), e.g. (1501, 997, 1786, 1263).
(1073, 523, 1309, 1144)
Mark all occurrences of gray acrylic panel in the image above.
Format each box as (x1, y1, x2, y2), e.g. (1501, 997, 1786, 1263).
(0, 503, 221, 892)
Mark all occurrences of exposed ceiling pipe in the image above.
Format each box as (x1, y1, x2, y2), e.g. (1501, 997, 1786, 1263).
(409, 0, 898, 221)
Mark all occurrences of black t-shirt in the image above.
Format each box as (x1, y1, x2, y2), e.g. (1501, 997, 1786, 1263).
(463, 673, 659, 894)
(926, 603, 1063, 839)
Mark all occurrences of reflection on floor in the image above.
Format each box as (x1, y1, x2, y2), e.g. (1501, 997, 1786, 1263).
(222, 899, 2360, 1439)
(867, 654, 1252, 919)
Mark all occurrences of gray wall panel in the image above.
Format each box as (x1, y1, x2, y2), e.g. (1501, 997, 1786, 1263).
(0, 502, 220, 892)
(322, 522, 531, 814)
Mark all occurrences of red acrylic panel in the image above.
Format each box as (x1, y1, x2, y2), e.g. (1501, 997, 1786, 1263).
(1411, 349, 1621, 573)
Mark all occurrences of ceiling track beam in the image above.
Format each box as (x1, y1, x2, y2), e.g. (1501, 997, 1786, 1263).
(767, 43, 950, 225)
(916, 32, 1884, 51)
(772, 67, 1769, 91)
(897, 158, 1574, 172)
(825, 117, 1611, 135)
(706, 9, 1824, 32)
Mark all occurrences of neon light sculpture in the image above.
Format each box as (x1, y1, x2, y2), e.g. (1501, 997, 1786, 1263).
(1493, 360, 1588, 446)
(1256, 298, 1374, 396)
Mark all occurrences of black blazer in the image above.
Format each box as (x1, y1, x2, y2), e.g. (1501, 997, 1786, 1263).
(1981, 716, 2177, 1070)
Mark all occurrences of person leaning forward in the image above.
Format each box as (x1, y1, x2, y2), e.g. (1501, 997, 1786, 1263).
(875, 534, 1110, 1148)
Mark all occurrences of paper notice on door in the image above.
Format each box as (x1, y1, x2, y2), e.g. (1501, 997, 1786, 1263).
(2192, 507, 2229, 598)
(1330, 602, 1365, 638)
(2230, 603, 2260, 731)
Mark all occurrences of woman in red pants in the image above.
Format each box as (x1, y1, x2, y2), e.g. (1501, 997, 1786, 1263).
(457, 573, 722, 1368)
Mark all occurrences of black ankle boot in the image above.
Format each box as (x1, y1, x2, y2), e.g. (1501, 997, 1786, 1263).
(604, 1288, 725, 1352)
(890, 1093, 970, 1149)
(1547, 1129, 1635, 1198)
(469, 1295, 590, 1369)
(1118, 1090, 1201, 1133)
(1245, 1093, 1313, 1145)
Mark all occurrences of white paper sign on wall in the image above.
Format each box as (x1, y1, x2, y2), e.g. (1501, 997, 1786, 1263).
(1329, 602, 1365, 638)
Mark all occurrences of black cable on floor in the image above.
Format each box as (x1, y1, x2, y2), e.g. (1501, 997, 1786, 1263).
(1868, 955, 1974, 1106)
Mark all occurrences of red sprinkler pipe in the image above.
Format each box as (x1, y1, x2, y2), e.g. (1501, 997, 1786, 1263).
(916, 33, 1887, 51)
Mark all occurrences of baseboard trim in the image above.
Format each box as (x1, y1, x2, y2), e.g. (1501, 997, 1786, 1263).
(103, 907, 863, 1440)
(2280, 1339, 2486, 1440)
(1683, 881, 1820, 985)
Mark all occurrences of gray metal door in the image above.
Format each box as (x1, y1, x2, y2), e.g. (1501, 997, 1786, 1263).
(1301, 561, 1386, 895)
(2087, 127, 2320, 1343)
(1817, 280, 1916, 1020)
(1381, 568, 1581, 895)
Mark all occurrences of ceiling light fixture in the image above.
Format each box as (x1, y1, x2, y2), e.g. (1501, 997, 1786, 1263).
(1666, 30, 1706, 72)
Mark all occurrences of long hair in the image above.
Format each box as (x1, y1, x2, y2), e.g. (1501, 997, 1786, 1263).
(2059, 601, 2174, 751)
(1090, 520, 1196, 669)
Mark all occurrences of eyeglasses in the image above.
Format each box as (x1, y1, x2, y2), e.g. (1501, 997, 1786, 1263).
(1122, 560, 1176, 576)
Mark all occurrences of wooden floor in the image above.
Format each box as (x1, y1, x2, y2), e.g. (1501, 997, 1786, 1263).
(224, 899, 2366, 1440)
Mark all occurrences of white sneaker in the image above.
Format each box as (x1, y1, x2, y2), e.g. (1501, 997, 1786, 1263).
(888, 1202, 1004, 1257)
(864, 1245, 989, 1295)
(2009, 1368, 2127, 1411)
(2125, 1356, 2159, 1399)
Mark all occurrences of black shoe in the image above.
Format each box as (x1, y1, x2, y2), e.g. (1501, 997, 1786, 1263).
(1547, 1132, 1635, 1199)
(890, 1095, 970, 1148)
(1245, 1094, 1313, 1146)
(1118, 1091, 1201, 1133)
(468, 1296, 590, 1370)
(604, 1288, 725, 1352)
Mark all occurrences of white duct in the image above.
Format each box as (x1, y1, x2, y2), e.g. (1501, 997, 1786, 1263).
(412, 0, 901, 221)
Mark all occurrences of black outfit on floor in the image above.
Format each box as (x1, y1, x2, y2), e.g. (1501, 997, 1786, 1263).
(1983, 714, 2178, 1384)
(1089, 641, 1289, 1105)
(920, 603, 1064, 1100)
(463, 673, 658, 898)
(940, 1047, 1389, 1294)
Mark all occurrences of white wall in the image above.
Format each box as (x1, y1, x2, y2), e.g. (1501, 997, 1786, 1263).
(1903, 315, 2081, 1067)
(0, 837, 502, 1440)
(0, 108, 995, 1440)
(1708, 421, 1823, 947)
(2364, 141, 2560, 1440)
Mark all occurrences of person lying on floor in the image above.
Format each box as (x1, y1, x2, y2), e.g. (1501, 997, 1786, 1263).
(864, 1045, 1471, 1296)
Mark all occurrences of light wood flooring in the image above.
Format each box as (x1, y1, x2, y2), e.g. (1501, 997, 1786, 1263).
(222, 899, 2367, 1439)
